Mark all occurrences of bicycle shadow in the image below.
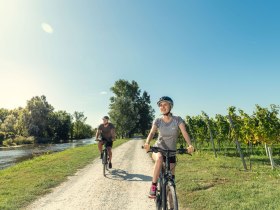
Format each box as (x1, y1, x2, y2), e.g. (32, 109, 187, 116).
(106, 168, 152, 182)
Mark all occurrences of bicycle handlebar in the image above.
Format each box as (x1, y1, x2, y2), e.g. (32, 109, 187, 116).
(141, 145, 192, 156)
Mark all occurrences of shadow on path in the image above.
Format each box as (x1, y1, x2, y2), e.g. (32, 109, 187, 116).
(106, 168, 152, 182)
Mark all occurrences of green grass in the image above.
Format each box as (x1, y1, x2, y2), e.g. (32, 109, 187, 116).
(1, 139, 279, 210)
(0, 139, 128, 210)
(175, 151, 280, 210)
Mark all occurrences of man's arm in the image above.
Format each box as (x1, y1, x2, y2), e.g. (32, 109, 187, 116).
(95, 129, 100, 140)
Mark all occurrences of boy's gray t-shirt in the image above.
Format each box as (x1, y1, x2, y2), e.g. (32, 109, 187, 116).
(153, 116, 184, 153)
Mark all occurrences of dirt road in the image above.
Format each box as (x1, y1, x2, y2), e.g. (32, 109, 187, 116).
(26, 138, 155, 210)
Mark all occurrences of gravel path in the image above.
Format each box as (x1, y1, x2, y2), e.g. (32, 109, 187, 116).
(25, 138, 155, 210)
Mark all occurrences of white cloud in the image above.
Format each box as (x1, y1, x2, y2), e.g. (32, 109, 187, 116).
(41, 22, 53, 34)
(100, 91, 107, 95)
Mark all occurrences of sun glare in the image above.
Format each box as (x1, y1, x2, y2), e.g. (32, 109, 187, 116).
(0, 61, 43, 109)
(41, 22, 54, 34)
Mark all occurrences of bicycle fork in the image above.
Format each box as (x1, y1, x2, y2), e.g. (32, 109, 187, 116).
(102, 148, 108, 164)
(156, 175, 164, 209)
(161, 178, 176, 210)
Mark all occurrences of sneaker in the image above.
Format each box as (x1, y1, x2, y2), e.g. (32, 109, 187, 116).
(109, 162, 112, 169)
(100, 153, 103, 159)
(149, 184, 157, 198)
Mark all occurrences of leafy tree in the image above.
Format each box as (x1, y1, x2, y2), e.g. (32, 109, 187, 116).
(0, 114, 16, 134)
(25, 95, 54, 139)
(109, 79, 154, 138)
(109, 96, 138, 138)
(72, 111, 92, 139)
(135, 91, 154, 136)
(73, 111, 86, 139)
(81, 124, 93, 139)
(110, 79, 140, 101)
(48, 111, 72, 142)
(14, 108, 29, 137)
(0, 108, 9, 126)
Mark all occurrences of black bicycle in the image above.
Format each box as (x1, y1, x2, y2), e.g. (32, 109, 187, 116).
(96, 139, 110, 176)
(145, 145, 190, 210)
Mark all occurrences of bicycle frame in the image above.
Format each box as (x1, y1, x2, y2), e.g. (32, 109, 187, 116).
(146, 146, 189, 210)
(157, 149, 177, 210)
(101, 141, 109, 176)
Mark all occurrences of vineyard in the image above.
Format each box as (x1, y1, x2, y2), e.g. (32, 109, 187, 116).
(183, 104, 280, 170)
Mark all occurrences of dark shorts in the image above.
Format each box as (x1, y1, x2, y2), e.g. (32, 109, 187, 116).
(162, 155, 176, 163)
(101, 138, 113, 148)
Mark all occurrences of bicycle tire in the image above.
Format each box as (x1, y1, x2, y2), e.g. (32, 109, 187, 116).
(156, 178, 163, 210)
(102, 149, 107, 176)
(165, 182, 178, 210)
(162, 181, 167, 210)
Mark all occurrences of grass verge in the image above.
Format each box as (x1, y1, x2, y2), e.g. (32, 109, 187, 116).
(145, 140, 280, 209)
(176, 151, 280, 210)
(0, 139, 128, 210)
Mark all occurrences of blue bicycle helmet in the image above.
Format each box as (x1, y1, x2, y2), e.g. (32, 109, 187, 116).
(157, 96, 173, 108)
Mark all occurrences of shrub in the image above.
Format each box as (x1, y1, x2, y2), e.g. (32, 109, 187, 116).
(13, 136, 35, 145)
(2, 139, 16, 147)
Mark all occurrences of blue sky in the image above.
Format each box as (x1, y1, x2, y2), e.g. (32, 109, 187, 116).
(0, 0, 279, 128)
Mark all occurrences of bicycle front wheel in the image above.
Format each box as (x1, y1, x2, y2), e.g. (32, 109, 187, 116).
(166, 182, 178, 210)
(102, 150, 107, 176)
(156, 178, 163, 210)
(103, 161, 106, 176)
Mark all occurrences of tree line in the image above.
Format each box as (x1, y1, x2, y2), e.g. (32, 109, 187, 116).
(0, 95, 93, 146)
(2, 78, 279, 171)
(0, 79, 156, 146)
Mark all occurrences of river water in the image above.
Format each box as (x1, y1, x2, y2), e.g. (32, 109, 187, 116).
(0, 138, 96, 170)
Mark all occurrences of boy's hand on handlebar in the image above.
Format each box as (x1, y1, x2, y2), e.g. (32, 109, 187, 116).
(187, 145, 195, 154)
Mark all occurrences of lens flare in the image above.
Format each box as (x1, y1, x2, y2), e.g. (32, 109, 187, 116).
(41, 22, 53, 34)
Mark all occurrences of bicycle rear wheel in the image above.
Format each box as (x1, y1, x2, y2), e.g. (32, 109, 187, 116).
(166, 182, 178, 210)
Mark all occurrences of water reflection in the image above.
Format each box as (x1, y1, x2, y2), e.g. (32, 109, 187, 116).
(0, 138, 96, 170)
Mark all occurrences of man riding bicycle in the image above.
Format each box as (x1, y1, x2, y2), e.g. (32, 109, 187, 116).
(95, 116, 116, 169)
